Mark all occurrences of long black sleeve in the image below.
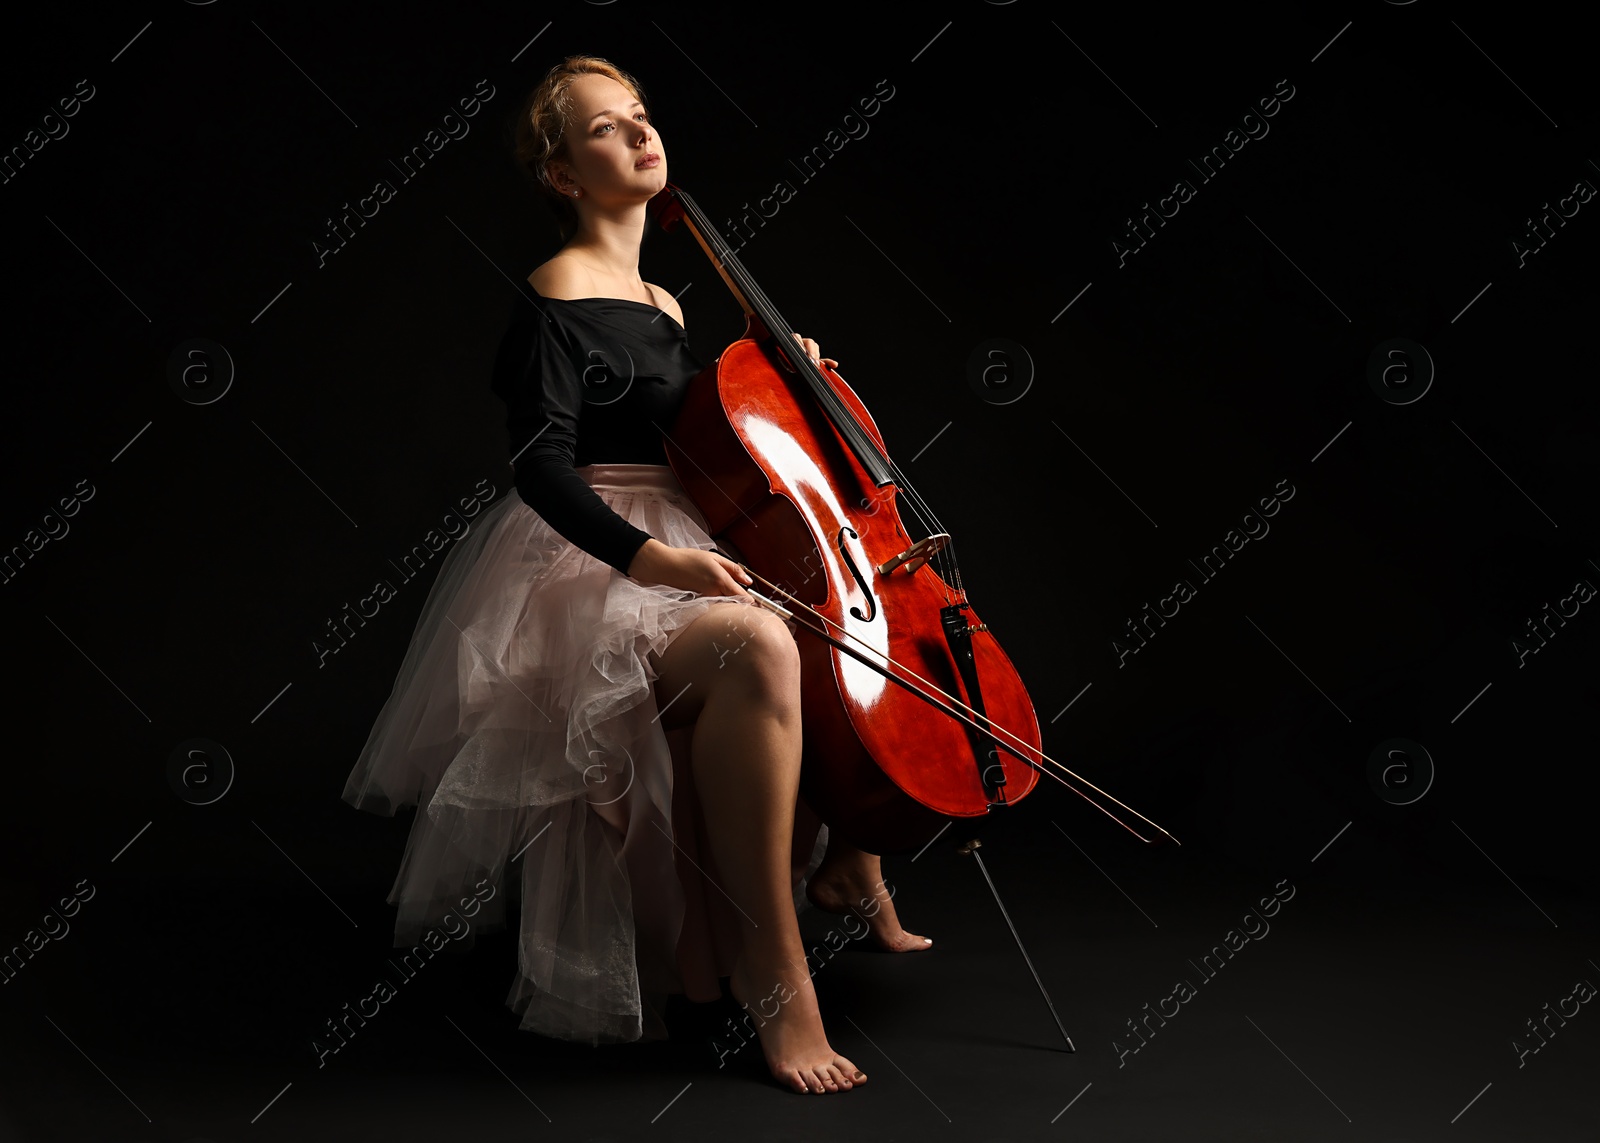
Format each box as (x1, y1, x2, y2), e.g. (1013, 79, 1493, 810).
(489, 306, 654, 576)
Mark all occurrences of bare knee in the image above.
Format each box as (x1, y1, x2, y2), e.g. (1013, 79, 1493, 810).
(709, 608, 801, 714)
(652, 602, 800, 731)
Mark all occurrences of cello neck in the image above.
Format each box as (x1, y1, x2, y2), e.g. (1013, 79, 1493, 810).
(648, 181, 783, 333)
(647, 181, 895, 487)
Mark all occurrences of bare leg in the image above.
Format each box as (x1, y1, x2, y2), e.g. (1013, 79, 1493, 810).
(652, 602, 866, 1095)
(805, 833, 933, 953)
(790, 794, 825, 892)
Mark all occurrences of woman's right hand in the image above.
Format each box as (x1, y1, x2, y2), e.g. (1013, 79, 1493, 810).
(627, 538, 753, 598)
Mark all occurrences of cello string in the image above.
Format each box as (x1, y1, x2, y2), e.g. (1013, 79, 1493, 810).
(883, 460, 966, 598)
(882, 461, 960, 600)
(742, 566, 1178, 845)
(881, 456, 950, 544)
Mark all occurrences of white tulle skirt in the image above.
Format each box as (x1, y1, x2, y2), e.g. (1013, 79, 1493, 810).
(341, 462, 827, 1045)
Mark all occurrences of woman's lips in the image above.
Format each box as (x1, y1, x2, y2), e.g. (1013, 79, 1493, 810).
(635, 154, 661, 168)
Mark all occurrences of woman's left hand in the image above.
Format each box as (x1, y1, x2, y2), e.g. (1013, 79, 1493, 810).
(792, 332, 838, 370)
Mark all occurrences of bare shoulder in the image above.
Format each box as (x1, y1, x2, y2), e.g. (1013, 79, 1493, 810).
(527, 257, 685, 329)
(645, 282, 686, 329)
(527, 256, 595, 300)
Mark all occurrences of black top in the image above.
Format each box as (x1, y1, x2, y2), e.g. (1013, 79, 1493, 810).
(489, 277, 705, 575)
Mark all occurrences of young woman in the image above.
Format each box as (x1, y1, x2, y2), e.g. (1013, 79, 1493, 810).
(342, 55, 929, 1097)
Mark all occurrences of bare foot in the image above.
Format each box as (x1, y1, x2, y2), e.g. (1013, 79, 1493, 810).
(806, 863, 933, 953)
(728, 954, 868, 1094)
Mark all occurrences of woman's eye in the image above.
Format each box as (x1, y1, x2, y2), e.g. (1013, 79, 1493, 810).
(596, 113, 648, 136)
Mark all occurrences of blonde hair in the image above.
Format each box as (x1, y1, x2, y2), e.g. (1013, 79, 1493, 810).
(512, 55, 650, 239)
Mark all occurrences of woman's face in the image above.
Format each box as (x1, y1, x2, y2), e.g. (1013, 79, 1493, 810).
(555, 73, 665, 202)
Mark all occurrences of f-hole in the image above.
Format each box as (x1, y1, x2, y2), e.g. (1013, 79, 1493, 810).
(837, 525, 877, 623)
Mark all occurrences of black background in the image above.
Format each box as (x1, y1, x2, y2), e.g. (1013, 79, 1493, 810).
(1, 2, 1594, 1141)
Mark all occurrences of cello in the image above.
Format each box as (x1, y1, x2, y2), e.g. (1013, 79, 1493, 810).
(647, 182, 1176, 857)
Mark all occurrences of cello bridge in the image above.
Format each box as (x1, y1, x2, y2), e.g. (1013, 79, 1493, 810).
(878, 533, 950, 575)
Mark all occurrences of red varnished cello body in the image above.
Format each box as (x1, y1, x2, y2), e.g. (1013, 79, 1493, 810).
(648, 183, 1174, 857)
(670, 324, 1045, 856)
